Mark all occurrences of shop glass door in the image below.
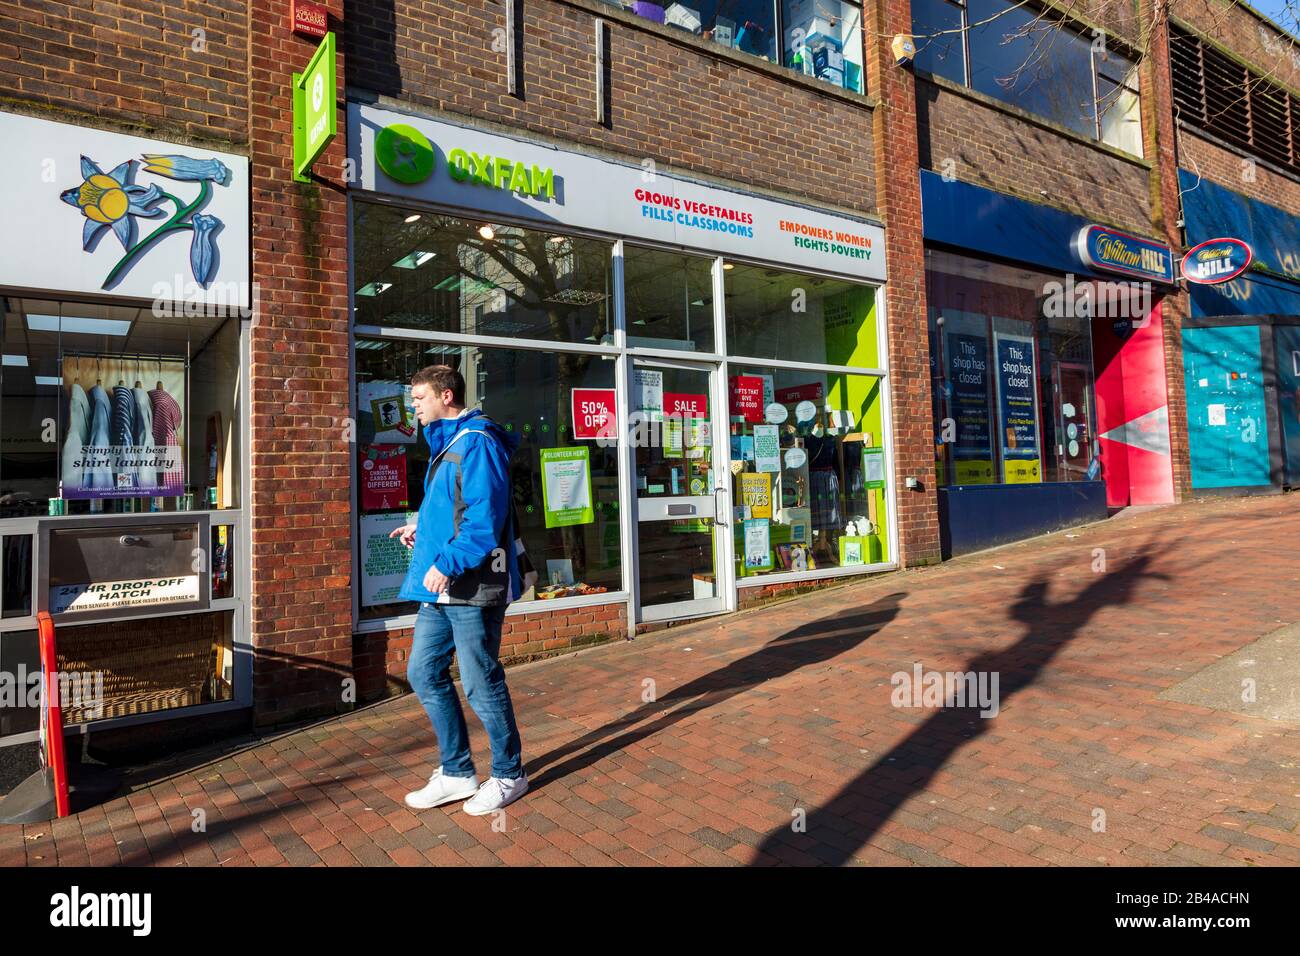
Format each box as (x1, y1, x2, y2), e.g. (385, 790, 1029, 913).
(631, 358, 727, 622)
(1054, 361, 1093, 481)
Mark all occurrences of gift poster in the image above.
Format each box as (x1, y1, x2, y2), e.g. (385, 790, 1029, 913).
(752, 424, 781, 473)
(360, 510, 417, 606)
(729, 375, 765, 423)
(359, 380, 417, 443)
(994, 330, 1041, 484)
(740, 471, 772, 519)
(359, 444, 410, 511)
(61, 355, 186, 500)
(540, 446, 595, 528)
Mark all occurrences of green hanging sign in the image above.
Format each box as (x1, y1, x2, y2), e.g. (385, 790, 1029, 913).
(293, 31, 337, 183)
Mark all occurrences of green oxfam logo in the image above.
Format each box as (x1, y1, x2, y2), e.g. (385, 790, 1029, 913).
(376, 124, 435, 184)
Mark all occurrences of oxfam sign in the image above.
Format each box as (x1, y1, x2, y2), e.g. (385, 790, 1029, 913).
(374, 124, 554, 198)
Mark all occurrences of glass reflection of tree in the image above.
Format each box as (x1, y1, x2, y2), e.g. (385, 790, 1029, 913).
(442, 222, 607, 588)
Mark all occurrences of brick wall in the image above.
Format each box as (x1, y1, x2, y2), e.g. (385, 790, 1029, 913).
(248, 2, 355, 726)
(916, 78, 1154, 236)
(356, 602, 628, 702)
(1180, 132, 1300, 220)
(346, 0, 878, 216)
(873, 0, 941, 565)
(0, 0, 248, 145)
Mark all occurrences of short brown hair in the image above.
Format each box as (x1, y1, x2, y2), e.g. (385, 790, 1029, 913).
(411, 365, 465, 405)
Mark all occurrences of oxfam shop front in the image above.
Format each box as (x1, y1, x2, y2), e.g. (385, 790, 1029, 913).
(347, 105, 894, 641)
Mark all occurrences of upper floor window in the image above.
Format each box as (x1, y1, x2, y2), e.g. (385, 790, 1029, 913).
(627, 0, 865, 94)
(911, 0, 1144, 156)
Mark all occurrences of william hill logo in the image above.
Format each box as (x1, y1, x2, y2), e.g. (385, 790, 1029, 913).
(1182, 238, 1253, 285)
(1075, 225, 1174, 283)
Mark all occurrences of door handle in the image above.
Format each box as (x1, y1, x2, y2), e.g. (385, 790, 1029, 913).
(119, 535, 146, 547)
(713, 487, 728, 526)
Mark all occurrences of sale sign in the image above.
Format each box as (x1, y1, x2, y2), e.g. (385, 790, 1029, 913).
(571, 388, 617, 440)
(663, 392, 707, 418)
(729, 375, 765, 423)
(360, 444, 410, 511)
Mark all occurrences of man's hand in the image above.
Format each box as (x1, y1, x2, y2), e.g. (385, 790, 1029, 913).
(389, 523, 417, 548)
(423, 564, 450, 595)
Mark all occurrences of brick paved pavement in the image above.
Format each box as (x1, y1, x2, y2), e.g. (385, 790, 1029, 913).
(5, 493, 1300, 866)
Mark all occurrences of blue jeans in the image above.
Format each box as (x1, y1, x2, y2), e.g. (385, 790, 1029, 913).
(408, 602, 523, 780)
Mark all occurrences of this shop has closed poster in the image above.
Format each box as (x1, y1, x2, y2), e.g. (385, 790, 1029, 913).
(995, 331, 1041, 484)
(946, 332, 994, 484)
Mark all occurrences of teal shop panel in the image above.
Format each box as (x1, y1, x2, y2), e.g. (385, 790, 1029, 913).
(1182, 326, 1271, 489)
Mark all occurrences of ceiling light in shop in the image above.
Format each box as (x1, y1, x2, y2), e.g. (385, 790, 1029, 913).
(478, 225, 495, 240)
(356, 282, 393, 297)
(404, 214, 422, 223)
(547, 236, 566, 244)
(723, 263, 734, 270)
(392, 251, 437, 269)
(35, 376, 62, 386)
(25, 314, 131, 336)
(353, 340, 389, 350)
(2, 354, 28, 367)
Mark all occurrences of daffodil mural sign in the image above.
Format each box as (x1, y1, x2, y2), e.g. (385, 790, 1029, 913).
(60, 153, 229, 291)
(0, 112, 249, 306)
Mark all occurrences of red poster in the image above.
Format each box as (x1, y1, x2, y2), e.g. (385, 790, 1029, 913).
(663, 392, 707, 418)
(360, 444, 409, 511)
(729, 375, 765, 423)
(571, 388, 617, 439)
(775, 382, 824, 404)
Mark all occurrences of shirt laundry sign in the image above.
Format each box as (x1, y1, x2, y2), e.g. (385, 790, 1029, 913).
(61, 359, 186, 500)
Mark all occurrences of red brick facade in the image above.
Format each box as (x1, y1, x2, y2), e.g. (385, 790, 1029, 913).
(3, 0, 1297, 735)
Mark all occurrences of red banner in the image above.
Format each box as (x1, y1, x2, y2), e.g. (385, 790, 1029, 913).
(729, 375, 765, 423)
(360, 444, 410, 511)
(571, 388, 617, 439)
(663, 392, 708, 418)
(775, 382, 824, 404)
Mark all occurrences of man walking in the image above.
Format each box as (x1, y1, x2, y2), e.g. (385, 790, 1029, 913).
(390, 365, 528, 815)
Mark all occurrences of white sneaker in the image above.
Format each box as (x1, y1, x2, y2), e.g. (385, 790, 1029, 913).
(404, 768, 481, 810)
(462, 774, 529, 816)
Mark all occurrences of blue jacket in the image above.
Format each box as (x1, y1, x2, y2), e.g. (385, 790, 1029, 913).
(398, 408, 523, 607)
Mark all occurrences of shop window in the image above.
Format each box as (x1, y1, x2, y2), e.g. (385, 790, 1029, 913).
(911, 0, 965, 85)
(724, 263, 878, 367)
(0, 298, 241, 519)
(915, 0, 1144, 157)
(351, 202, 613, 345)
(0, 628, 39, 736)
(627, 0, 865, 93)
(623, 245, 716, 353)
(729, 364, 889, 576)
(355, 338, 623, 621)
(782, 0, 864, 94)
(926, 249, 1100, 487)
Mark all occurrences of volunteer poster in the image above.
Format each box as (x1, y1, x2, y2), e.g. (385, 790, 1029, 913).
(60, 355, 186, 500)
(753, 424, 781, 473)
(360, 511, 417, 607)
(743, 519, 772, 571)
(945, 332, 994, 484)
(359, 380, 417, 443)
(633, 368, 663, 420)
(359, 444, 410, 511)
(994, 330, 1041, 484)
(740, 471, 772, 519)
(540, 446, 595, 528)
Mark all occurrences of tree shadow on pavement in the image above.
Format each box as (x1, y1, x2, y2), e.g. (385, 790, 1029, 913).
(747, 551, 1166, 866)
(525, 591, 908, 791)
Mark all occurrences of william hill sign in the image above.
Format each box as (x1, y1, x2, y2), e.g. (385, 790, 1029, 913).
(1181, 238, 1253, 285)
(1074, 225, 1175, 284)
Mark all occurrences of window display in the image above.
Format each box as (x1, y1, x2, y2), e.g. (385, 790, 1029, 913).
(926, 249, 1100, 487)
(728, 365, 888, 575)
(0, 298, 241, 518)
(353, 336, 623, 619)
